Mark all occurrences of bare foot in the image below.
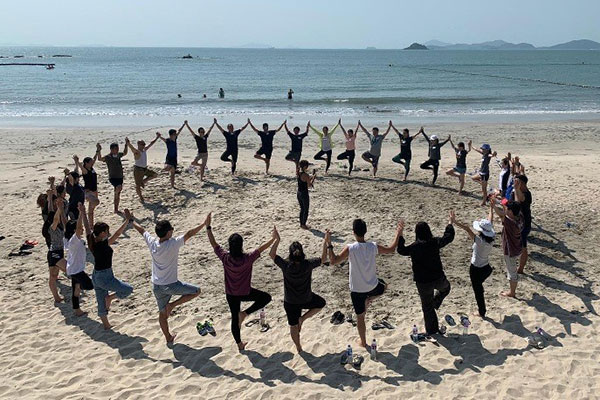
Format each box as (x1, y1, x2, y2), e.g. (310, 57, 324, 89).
(75, 310, 87, 317)
(471, 312, 483, 318)
(115, 210, 123, 215)
(237, 341, 247, 351)
(54, 296, 64, 303)
(166, 333, 177, 344)
(517, 268, 525, 274)
(296, 345, 303, 353)
(300, 225, 311, 230)
(103, 323, 113, 331)
(355, 337, 368, 349)
(500, 291, 515, 298)
(238, 311, 248, 329)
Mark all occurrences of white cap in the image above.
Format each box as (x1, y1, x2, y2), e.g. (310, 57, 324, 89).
(430, 134, 438, 141)
(472, 219, 495, 238)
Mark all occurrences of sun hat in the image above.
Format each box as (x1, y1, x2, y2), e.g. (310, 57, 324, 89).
(481, 143, 491, 151)
(430, 134, 438, 141)
(472, 219, 495, 238)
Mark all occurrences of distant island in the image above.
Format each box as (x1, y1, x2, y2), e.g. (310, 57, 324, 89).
(423, 39, 600, 51)
(404, 43, 428, 50)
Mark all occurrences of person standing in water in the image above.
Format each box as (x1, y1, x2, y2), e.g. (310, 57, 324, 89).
(288, 89, 294, 100)
(420, 130, 450, 186)
(445, 139, 472, 195)
(88, 210, 134, 330)
(159, 123, 185, 189)
(451, 211, 495, 318)
(131, 214, 209, 343)
(205, 214, 276, 351)
(396, 213, 455, 335)
(214, 119, 250, 175)
(336, 121, 359, 176)
(391, 126, 422, 181)
(248, 119, 286, 174)
(471, 143, 497, 205)
(219, 88, 225, 98)
(309, 120, 339, 174)
(97, 141, 129, 214)
(284, 122, 309, 169)
(126, 133, 160, 203)
(327, 219, 403, 349)
(296, 160, 317, 229)
(269, 227, 328, 353)
(185, 120, 215, 181)
(358, 120, 392, 177)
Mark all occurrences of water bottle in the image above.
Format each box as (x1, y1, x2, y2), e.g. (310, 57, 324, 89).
(259, 308, 266, 327)
(371, 339, 377, 360)
(411, 325, 418, 342)
(461, 316, 470, 335)
(346, 345, 353, 359)
(535, 326, 548, 339)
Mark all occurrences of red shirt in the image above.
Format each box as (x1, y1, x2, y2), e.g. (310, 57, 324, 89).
(502, 215, 523, 257)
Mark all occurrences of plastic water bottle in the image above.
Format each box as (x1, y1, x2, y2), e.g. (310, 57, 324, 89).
(461, 316, 470, 335)
(535, 326, 549, 339)
(259, 308, 266, 327)
(411, 325, 418, 342)
(346, 345, 353, 359)
(370, 339, 377, 360)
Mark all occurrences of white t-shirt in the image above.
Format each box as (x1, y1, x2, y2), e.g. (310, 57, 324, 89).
(64, 235, 87, 275)
(471, 236, 493, 268)
(144, 232, 185, 285)
(347, 241, 379, 293)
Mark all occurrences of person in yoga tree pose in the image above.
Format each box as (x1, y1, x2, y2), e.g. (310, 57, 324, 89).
(445, 139, 472, 195)
(420, 130, 450, 185)
(391, 125, 422, 181)
(296, 160, 317, 229)
(185, 120, 215, 181)
(471, 143, 497, 205)
(309, 120, 339, 174)
(336, 121, 359, 176)
(126, 132, 160, 203)
(248, 119, 286, 174)
(284, 122, 309, 169)
(214, 119, 250, 175)
(357, 120, 392, 177)
(206, 214, 276, 351)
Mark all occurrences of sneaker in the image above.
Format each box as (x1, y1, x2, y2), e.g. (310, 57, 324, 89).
(204, 320, 216, 336)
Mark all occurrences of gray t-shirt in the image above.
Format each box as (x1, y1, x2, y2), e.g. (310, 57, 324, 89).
(366, 134, 385, 157)
(49, 226, 64, 251)
(104, 153, 124, 178)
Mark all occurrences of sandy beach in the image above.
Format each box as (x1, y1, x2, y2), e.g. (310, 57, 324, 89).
(1, 119, 599, 399)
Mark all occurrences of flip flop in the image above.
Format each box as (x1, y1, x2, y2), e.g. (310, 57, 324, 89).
(25, 240, 39, 246)
(196, 322, 208, 336)
(352, 354, 364, 369)
(244, 318, 260, 328)
(346, 314, 357, 327)
(204, 321, 216, 336)
(330, 311, 345, 325)
(260, 323, 270, 333)
(445, 315, 456, 326)
(381, 320, 395, 330)
(372, 322, 385, 330)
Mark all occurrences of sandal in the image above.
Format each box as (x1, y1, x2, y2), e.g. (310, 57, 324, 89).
(330, 311, 345, 325)
(244, 318, 260, 327)
(445, 315, 456, 326)
(381, 320, 395, 330)
(196, 322, 208, 336)
(260, 323, 270, 333)
(371, 323, 385, 330)
(204, 320, 216, 336)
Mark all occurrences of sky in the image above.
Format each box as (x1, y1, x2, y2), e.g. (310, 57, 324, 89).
(1, 0, 599, 48)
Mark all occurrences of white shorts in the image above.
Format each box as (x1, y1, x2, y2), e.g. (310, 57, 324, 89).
(504, 255, 519, 282)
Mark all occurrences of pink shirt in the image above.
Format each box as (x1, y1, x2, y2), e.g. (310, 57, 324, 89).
(214, 246, 260, 296)
(345, 134, 356, 150)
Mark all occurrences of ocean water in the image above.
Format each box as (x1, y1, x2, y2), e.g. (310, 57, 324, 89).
(1, 46, 599, 126)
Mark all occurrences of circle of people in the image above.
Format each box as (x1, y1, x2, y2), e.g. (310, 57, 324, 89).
(37, 118, 532, 354)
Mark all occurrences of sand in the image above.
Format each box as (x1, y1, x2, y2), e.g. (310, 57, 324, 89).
(0, 120, 599, 399)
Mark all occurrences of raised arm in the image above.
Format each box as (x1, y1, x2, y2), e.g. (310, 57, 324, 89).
(321, 230, 329, 264)
(390, 122, 400, 136)
(338, 119, 347, 137)
(382, 121, 393, 138)
(126, 138, 141, 160)
(440, 135, 451, 147)
(51, 198, 66, 231)
(436, 211, 455, 248)
(357, 120, 369, 135)
(247, 119, 259, 133)
(157, 132, 167, 143)
(276, 120, 286, 133)
(145, 132, 161, 151)
(108, 209, 131, 245)
(257, 229, 278, 254)
(239, 120, 250, 133)
(269, 226, 280, 261)
(451, 211, 475, 241)
(130, 213, 146, 236)
(412, 126, 424, 139)
(284, 121, 292, 135)
(183, 212, 210, 243)
(328, 240, 349, 265)
(214, 119, 226, 134)
(421, 129, 430, 142)
(96, 143, 105, 162)
(449, 138, 457, 150)
(79, 203, 91, 237)
(122, 139, 129, 156)
(205, 213, 219, 249)
(308, 122, 323, 138)
(377, 221, 404, 254)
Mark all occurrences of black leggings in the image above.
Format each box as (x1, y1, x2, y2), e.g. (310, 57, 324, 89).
(420, 159, 440, 184)
(71, 271, 94, 310)
(297, 190, 310, 226)
(469, 264, 493, 317)
(226, 288, 272, 344)
(221, 149, 239, 173)
(392, 154, 411, 178)
(337, 150, 355, 174)
(314, 150, 332, 172)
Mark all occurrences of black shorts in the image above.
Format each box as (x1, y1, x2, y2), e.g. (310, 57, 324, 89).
(283, 293, 326, 326)
(286, 151, 301, 162)
(165, 156, 177, 168)
(71, 270, 94, 290)
(109, 178, 123, 187)
(362, 152, 380, 167)
(350, 279, 386, 315)
(256, 146, 273, 159)
(479, 172, 490, 182)
(47, 249, 64, 267)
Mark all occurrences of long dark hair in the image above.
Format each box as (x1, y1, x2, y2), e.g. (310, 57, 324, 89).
(228, 233, 244, 259)
(415, 222, 433, 242)
(288, 241, 305, 264)
(64, 220, 77, 240)
(89, 222, 109, 252)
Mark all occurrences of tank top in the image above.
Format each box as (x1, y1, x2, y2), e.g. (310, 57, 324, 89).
(134, 150, 148, 168)
(83, 168, 98, 192)
(297, 173, 308, 193)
